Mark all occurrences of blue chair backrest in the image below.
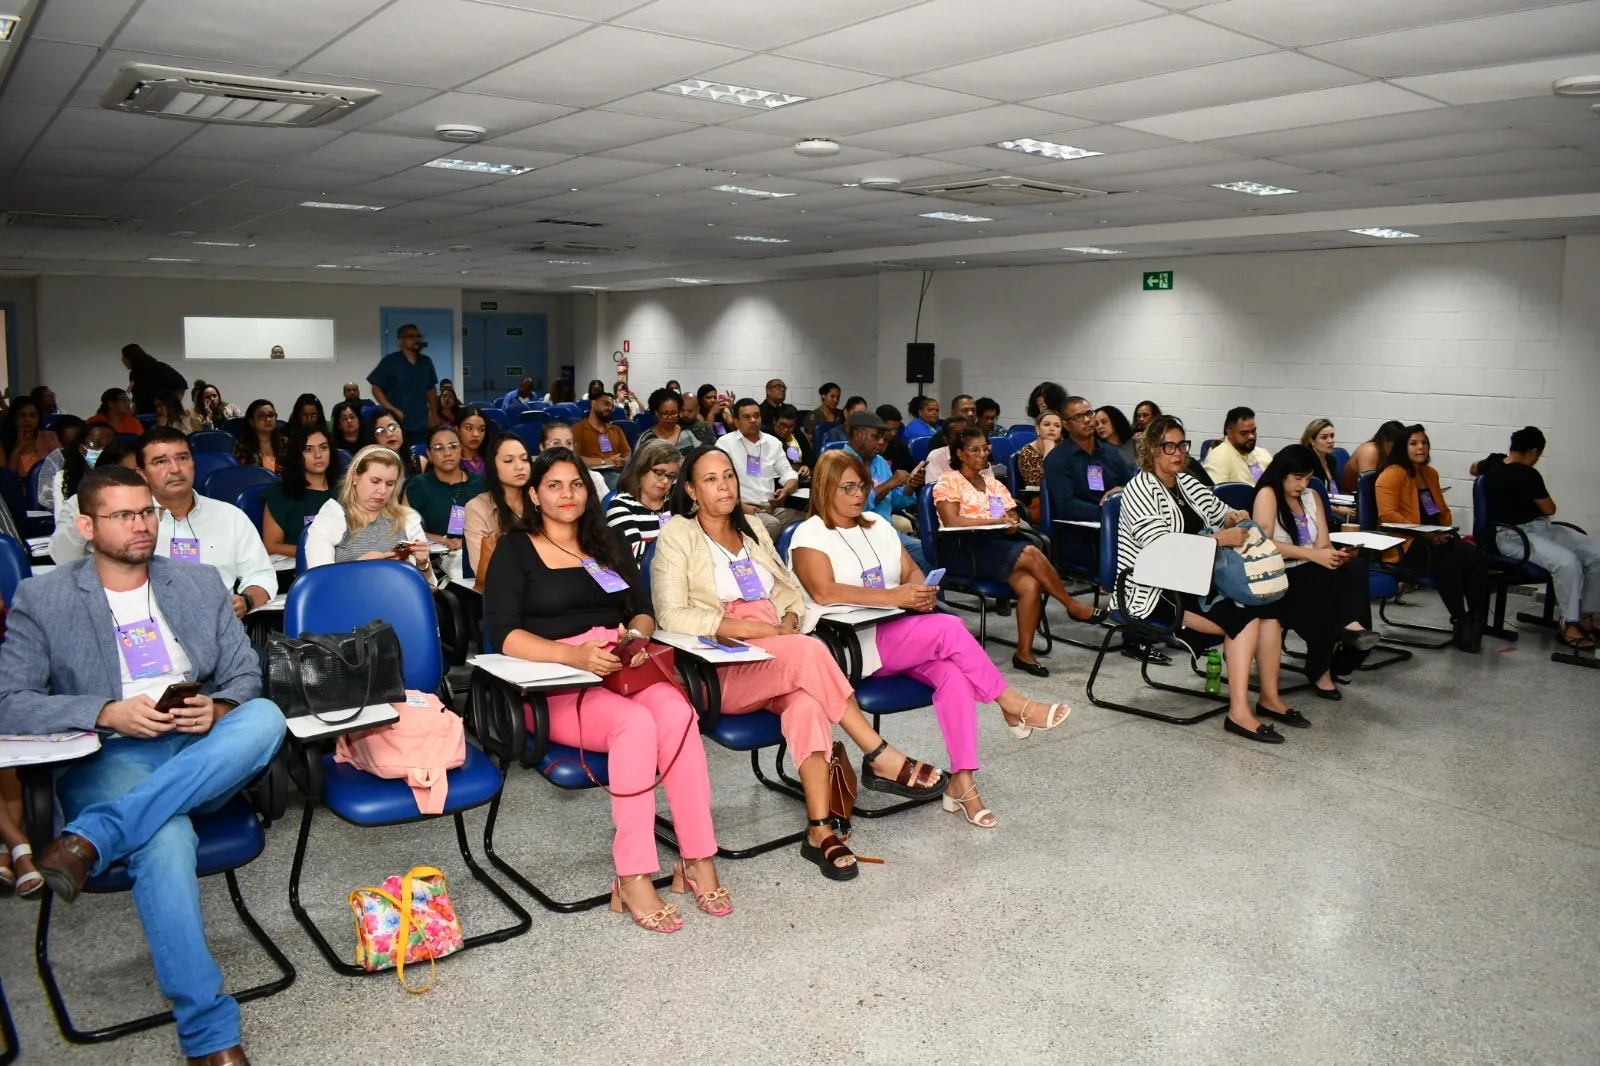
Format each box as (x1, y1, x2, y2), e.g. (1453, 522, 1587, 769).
(551, 404, 581, 421)
(517, 410, 550, 427)
(360, 404, 382, 422)
(222, 416, 248, 440)
(577, 398, 591, 415)
(988, 436, 1018, 469)
(640, 540, 656, 602)
(512, 423, 543, 453)
(1309, 477, 1332, 526)
(601, 491, 617, 510)
(26, 457, 47, 510)
(1331, 447, 1349, 485)
(337, 449, 353, 472)
(1099, 493, 1123, 596)
(410, 442, 428, 460)
(0, 468, 26, 528)
(192, 451, 239, 488)
(1007, 424, 1036, 438)
(1212, 481, 1255, 513)
(236, 483, 270, 534)
(285, 560, 441, 692)
(821, 440, 848, 453)
(909, 436, 933, 464)
(527, 401, 549, 412)
(618, 421, 643, 447)
(916, 486, 939, 567)
(633, 411, 656, 429)
(1199, 438, 1220, 460)
(201, 464, 276, 503)
(117, 433, 140, 450)
(1356, 471, 1379, 532)
(188, 430, 234, 453)
(1471, 475, 1493, 547)
(0, 534, 31, 609)
(776, 519, 802, 563)
(135, 413, 157, 429)
(480, 408, 508, 432)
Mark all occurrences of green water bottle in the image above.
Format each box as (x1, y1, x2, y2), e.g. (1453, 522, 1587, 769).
(1204, 649, 1222, 695)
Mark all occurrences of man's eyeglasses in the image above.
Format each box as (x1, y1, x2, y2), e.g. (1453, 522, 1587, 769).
(1158, 440, 1193, 456)
(93, 506, 158, 525)
(1066, 410, 1096, 423)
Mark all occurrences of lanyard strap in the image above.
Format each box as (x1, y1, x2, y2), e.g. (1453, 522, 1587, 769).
(834, 526, 882, 572)
(108, 582, 154, 628)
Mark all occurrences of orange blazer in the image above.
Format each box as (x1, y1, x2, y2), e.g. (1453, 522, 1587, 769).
(1374, 463, 1452, 560)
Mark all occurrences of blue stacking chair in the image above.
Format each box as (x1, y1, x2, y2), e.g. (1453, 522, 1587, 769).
(282, 562, 531, 973)
(0, 469, 46, 539)
(551, 404, 582, 422)
(200, 464, 276, 504)
(987, 435, 1018, 473)
(1211, 481, 1256, 513)
(359, 404, 382, 423)
(916, 486, 1050, 655)
(1198, 438, 1222, 460)
(235, 483, 270, 535)
(820, 439, 849, 454)
(191, 451, 239, 489)
(0, 534, 30, 606)
(134, 413, 157, 429)
(188, 430, 234, 453)
(480, 408, 508, 432)
(25, 458, 48, 513)
(222, 416, 248, 440)
(577, 398, 591, 416)
(633, 411, 656, 430)
(1082, 493, 1229, 725)
(517, 410, 551, 429)
(295, 524, 311, 577)
(617, 420, 643, 447)
(1331, 447, 1350, 486)
(1007, 424, 1037, 440)
(410, 442, 428, 463)
(1356, 471, 1452, 648)
(512, 423, 544, 454)
(527, 401, 549, 413)
(1473, 475, 1589, 643)
(909, 436, 933, 464)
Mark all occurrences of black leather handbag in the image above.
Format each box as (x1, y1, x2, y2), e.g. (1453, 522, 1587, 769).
(263, 621, 407, 723)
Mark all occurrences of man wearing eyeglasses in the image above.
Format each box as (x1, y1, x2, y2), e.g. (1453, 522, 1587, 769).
(405, 424, 484, 564)
(368, 322, 439, 446)
(0, 463, 285, 1066)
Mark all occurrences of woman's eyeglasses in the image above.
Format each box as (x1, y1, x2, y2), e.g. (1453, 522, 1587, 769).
(836, 481, 867, 496)
(1158, 440, 1192, 456)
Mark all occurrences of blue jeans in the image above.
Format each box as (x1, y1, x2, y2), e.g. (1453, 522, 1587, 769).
(1496, 517, 1600, 622)
(55, 699, 286, 1058)
(898, 530, 928, 572)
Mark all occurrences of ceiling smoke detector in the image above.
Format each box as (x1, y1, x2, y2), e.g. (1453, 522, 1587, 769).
(1552, 75, 1600, 96)
(794, 138, 840, 157)
(859, 178, 902, 190)
(434, 123, 487, 143)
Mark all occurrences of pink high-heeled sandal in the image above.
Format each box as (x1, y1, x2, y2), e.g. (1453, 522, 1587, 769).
(672, 859, 733, 917)
(609, 875, 681, 933)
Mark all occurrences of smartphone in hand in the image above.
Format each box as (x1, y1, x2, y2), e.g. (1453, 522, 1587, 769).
(923, 568, 946, 586)
(155, 681, 203, 712)
(612, 634, 650, 662)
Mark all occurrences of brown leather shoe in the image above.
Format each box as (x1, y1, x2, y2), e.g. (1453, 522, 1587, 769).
(37, 832, 98, 904)
(186, 1047, 250, 1066)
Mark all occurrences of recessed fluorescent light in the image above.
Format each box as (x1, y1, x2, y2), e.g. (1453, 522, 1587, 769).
(381, 250, 433, 257)
(571, 284, 610, 290)
(299, 200, 385, 211)
(147, 256, 197, 263)
(1213, 181, 1298, 196)
(315, 263, 360, 269)
(711, 184, 795, 199)
(731, 235, 790, 243)
(424, 157, 531, 176)
(670, 277, 710, 284)
(0, 16, 19, 42)
(920, 211, 992, 223)
(1348, 227, 1420, 239)
(546, 259, 590, 265)
(1063, 246, 1124, 255)
(192, 240, 255, 247)
(654, 79, 806, 110)
(990, 138, 1102, 162)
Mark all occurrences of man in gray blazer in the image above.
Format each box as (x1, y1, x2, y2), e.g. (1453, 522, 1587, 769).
(0, 464, 285, 1066)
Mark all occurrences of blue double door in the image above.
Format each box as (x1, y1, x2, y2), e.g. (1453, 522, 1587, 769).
(462, 313, 547, 405)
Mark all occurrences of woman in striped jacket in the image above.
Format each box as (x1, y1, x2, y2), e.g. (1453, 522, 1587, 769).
(1115, 415, 1300, 744)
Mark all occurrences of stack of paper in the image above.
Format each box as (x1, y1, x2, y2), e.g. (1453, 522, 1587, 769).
(247, 594, 288, 615)
(467, 654, 601, 687)
(0, 731, 100, 768)
(1330, 531, 1405, 552)
(1381, 523, 1456, 534)
(25, 537, 51, 556)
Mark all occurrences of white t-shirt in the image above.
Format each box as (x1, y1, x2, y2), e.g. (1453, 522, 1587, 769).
(789, 514, 904, 594)
(702, 532, 776, 602)
(715, 431, 798, 506)
(105, 583, 193, 702)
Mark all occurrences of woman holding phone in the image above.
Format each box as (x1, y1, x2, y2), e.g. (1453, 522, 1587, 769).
(303, 445, 428, 569)
(791, 452, 1072, 829)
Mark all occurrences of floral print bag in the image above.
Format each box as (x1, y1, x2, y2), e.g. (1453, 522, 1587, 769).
(348, 865, 464, 992)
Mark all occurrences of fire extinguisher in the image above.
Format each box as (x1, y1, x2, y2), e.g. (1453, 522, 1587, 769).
(612, 349, 628, 384)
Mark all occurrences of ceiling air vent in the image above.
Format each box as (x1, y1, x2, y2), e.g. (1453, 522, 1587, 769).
(101, 64, 379, 127)
(2, 210, 136, 230)
(523, 241, 626, 256)
(898, 175, 1104, 207)
(534, 218, 604, 228)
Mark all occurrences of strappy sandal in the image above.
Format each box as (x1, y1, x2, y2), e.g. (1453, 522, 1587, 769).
(800, 818, 859, 881)
(1559, 626, 1596, 651)
(609, 874, 682, 933)
(11, 845, 42, 900)
(0, 849, 13, 898)
(860, 741, 944, 799)
(672, 859, 733, 917)
(942, 788, 996, 829)
(1003, 698, 1071, 740)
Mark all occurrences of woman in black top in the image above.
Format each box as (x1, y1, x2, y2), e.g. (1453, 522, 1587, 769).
(291, 393, 326, 431)
(234, 399, 286, 473)
(330, 400, 367, 456)
(484, 447, 727, 931)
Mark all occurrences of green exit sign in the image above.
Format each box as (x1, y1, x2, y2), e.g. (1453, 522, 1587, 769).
(1143, 270, 1174, 291)
(479, 300, 498, 310)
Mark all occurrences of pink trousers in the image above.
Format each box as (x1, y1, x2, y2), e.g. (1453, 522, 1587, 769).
(714, 599, 854, 765)
(874, 612, 1007, 773)
(525, 627, 715, 877)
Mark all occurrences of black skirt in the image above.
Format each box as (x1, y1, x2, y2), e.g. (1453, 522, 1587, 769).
(936, 532, 1030, 585)
(1148, 589, 1283, 639)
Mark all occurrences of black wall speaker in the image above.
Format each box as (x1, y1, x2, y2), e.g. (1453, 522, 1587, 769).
(905, 342, 935, 384)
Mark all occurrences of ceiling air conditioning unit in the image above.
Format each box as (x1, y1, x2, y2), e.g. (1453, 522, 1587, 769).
(2, 211, 136, 230)
(898, 175, 1104, 207)
(101, 64, 380, 127)
(523, 242, 626, 256)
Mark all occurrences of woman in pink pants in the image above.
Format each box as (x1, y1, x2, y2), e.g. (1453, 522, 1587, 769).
(484, 447, 725, 934)
(790, 451, 1074, 828)
(651, 446, 947, 882)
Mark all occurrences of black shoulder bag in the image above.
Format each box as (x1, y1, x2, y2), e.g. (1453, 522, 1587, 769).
(263, 621, 407, 723)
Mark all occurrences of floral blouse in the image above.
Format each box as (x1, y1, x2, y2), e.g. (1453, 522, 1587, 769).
(932, 470, 1017, 521)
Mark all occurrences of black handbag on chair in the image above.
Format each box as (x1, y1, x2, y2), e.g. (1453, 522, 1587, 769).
(263, 621, 407, 724)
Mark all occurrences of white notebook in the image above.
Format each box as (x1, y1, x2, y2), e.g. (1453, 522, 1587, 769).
(1131, 533, 1217, 596)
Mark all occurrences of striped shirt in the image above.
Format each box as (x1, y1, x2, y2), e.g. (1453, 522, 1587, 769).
(606, 492, 671, 560)
(1113, 471, 1229, 619)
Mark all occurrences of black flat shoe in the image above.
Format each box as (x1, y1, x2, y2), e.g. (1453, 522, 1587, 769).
(1224, 718, 1284, 744)
(1085, 607, 1109, 626)
(1341, 629, 1383, 652)
(1121, 644, 1172, 666)
(1256, 705, 1311, 728)
(1011, 655, 1049, 677)
(1313, 686, 1342, 702)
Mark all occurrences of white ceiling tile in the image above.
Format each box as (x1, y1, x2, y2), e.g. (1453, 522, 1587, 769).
(1393, 52, 1600, 105)
(1053, 125, 1185, 154)
(0, 104, 55, 155)
(488, 110, 694, 154)
(842, 104, 1095, 154)
(115, 0, 391, 68)
(1026, 52, 1366, 123)
(781, 0, 1158, 78)
(1397, 169, 1600, 199)
(597, 127, 792, 164)
(1334, 146, 1594, 184)
(1095, 159, 1312, 190)
(471, 0, 649, 17)
(616, 0, 922, 50)
(916, 14, 1273, 100)
(1529, 120, 1600, 155)
(505, 156, 668, 188)
(434, 145, 574, 171)
(293, 133, 462, 173)
(725, 80, 997, 137)
(24, 149, 152, 180)
(1199, 107, 1493, 156)
(597, 89, 757, 124)
(167, 123, 346, 163)
(360, 92, 575, 141)
(1304, 3, 1600, 78)
(28, 0, 140, 46)
(37, 107, 199, 154)
(137, 157, 265, 184)
(343, 176, 476, 200)
(2, 41, 100, 107)
(788, 157, 987, 184)
(1192, 0, 1563, 47)
(1001, 143, 1247, 181)
(315, 82, 443, 132)
(461, 25, 748, 107)
(245, 166, 369, 192)
(697, 144, 903, 175)
(1275, 129, 1560, 170)
(1124, 82, 1443, 141)
(1461, 96, 1597, 126)
(576, 167, 726, 194)
(693, 55, 885, 99)
(300, 0, 589, 89)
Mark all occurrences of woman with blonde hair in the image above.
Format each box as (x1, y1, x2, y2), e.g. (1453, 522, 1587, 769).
(304, 444, 428, 569)
(1300, 418, 1354, 522)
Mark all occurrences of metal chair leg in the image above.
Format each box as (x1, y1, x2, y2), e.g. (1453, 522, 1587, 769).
(0, 977, 16, 1066)
(1086, 626, 1229, 725)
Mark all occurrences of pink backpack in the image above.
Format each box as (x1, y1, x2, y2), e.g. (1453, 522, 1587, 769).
(335, 692, 465, 814)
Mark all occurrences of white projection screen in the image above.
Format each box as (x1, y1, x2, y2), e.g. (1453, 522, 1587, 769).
(183, 317, 336, 360)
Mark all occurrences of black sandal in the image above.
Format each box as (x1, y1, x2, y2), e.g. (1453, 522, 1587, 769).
(860, 741, 944, 799)
(800, 819, 858, 881)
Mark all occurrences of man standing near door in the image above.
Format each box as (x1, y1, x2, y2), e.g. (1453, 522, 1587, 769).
(368, 323, 438, 446)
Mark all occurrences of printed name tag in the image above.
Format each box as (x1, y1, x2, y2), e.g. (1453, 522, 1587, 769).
(729, 557, 764, 601)
(745, 453, 763, 477)
(1086, 464, 1105, 492)
(447, 504, 466, 536)
(1419, 489, 1441, 516)
(405, 693, 430, 707)
(656, 512, 673, 528)
(861, 565, 886, 589)
(786, 445, 800, 462)
(597, 434, 613, 454)
(117, 617, 175, 680)
(987, 494, 1005, 519)
(169, 538, 201, 563)
(1293, 514, 1311, 543)
(581, 558, 630, 593)
(714, 423, 726, 436)
(1247, 461, 1264, 481)
(303, 515, 316, 527)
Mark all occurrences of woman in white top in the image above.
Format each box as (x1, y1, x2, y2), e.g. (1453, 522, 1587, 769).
(790, 451, 1071, 829)
(304, 445, 428, 570)
(1252, 445, 1379, 701)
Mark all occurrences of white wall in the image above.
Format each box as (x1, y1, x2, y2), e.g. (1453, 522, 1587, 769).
(1551, 236, 1600, 531)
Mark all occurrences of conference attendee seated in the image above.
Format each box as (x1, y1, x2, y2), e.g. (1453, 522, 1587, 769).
(606, 438, 681, 560)
(791, 452, 1072, 829)
(1132, 400, 1161, 433)
(86, 387, 144, 435)
(1043, 396, 1134, 566)
(1302, 419, 1356, 522)
(1253, 446, 1380, 698)
(1341, 420, 1407, 494)
(651, 446, 945, 880)
(841, 410, 926, 569)
(456, 406, 489, 476)
(33, 414, 84, 517)
(1095, 406, 1138, 467)
(261, 424, 336, 558)
(503, 377, 538, 405)
(1117, 416, 1299, 743)
(572, 392, 631, 487)
(876, 404, 917, 473)
(341, 380, 367, 407)
(682, 385, 729, 446)
(464, 433, 531, 577)
(29, 384, 58, 417)
(485, 447, 725, 931)
(757, 378, 787, 431)
(1014, 408, 1062, 493)
(304, 445, 428, 571)
(1025, 382, 1067, 421)
(367, 408, 423, 478)
(0, 394, 60, 477)
(815, 396, 867, 448)
(0, 464, 286, 1066)
(903, 396, 940, 440)
(539, 421, 609, 501)
(154, 389, 201, 434)
(407, 425, 484, 562)
(329, 399, 366, 455)
(1375, 425, 1489, 652)
(612, 380, 641, 420)
(1478, 426, 1599, 650)
(922, 413, 971, 483)
(641, 388, 694, 453)
(715, 398, 803, 540)
(192, 382, 243, 431)
(949, 394, 976, 427)
(234, 399, 286, 474)
(805, 381, 843, 441)
(1202, 406, 1274, 485)
(934, 428, 1103, 677)
(769, 404, 814, 477)
(289, 393, 325, 431)
(50, 430, 136, 560)
(974, 397, 1001, 437)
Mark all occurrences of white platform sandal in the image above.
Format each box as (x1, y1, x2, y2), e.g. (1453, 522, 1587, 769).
(12, 844, 43, 899)
(942, 788, 997, 829)
(1004, 698, 1071, 740)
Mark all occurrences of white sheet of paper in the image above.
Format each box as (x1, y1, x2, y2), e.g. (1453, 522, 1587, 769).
(26, 563, 56, 577)
(285, 704, 400, 740)
(1329, 494, 1356, 507)
(25, 510, 49, 519)
(26, 537, 51, 555)
(1381, 523, 1457, 534)
(651, 630, 775, 664)
(270, 555, 296, 571)
(1131, 532, 1217, 596)
(0, 731, 101, 768)
(1330, 531, 1405, 551)
(247, 593, 288, 615)
(805, 604, 904, 632)
(1053, 519, 1102, 529)
(938, 523, 1011, 533)
(467, 654, 600, 688)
